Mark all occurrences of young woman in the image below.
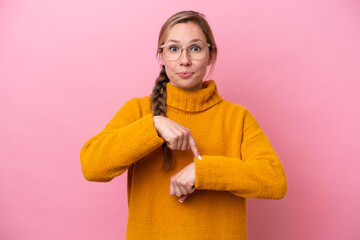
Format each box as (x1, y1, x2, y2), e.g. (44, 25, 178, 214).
(80, 10, 287, 240)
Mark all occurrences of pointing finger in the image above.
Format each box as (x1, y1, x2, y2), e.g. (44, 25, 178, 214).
(188, 134, 201, 160)
(179, 195, 187, 203)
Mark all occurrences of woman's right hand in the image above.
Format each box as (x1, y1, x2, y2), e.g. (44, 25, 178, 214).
(152, 116, 200, 159)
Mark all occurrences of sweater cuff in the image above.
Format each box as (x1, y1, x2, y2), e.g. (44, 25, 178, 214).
(194, 155, 216, 190)
(194, 155, 239, 191)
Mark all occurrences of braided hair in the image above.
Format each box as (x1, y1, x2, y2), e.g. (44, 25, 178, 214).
(151, 65, 174, 171)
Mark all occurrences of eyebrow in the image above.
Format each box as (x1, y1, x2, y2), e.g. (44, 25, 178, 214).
(166, 38, 204, 44)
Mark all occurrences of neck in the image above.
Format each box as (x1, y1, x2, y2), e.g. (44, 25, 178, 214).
(164, 80, 223, 113)
(169, 81, 203, 91)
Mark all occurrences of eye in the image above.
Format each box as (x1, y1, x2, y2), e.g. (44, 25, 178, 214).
(168, 45, 180, 52)
(190, 45, 202, 52)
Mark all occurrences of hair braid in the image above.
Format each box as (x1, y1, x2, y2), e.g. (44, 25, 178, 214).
(151, 65, 175, 171)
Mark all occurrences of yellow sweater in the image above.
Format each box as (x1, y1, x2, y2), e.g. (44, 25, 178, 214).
(80, 80, 287, 240)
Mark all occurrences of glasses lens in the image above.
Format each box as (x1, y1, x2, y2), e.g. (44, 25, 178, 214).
(188, 43, 206, 60)
(164, 44, 181, 60)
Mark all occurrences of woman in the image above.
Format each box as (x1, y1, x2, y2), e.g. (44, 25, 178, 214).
(80, 10, 287, 240)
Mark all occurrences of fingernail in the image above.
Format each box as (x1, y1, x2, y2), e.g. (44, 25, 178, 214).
(179, 199, 183, 203)
(198, 155, 202, 160)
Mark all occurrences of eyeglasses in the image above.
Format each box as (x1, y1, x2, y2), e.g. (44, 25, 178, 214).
(160, 41, 211, 61)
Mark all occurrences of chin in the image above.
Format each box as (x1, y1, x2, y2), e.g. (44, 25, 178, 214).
(171, 76, 202, 90)
(178, 82, 197, 88)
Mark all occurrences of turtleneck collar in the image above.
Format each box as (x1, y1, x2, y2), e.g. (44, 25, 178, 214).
(165, 80, 223, 113)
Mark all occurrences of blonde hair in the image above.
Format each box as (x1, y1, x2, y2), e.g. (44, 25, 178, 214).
(151, 10, 218, 171)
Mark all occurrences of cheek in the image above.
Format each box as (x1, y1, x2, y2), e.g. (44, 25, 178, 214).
(167, 64, 176, 75)
(162, 62, 171, 71)
(195, 60, 209, 73)
(164, 63, 177, 78)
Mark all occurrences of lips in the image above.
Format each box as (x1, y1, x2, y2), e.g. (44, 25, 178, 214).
(177, 72, 193, 78)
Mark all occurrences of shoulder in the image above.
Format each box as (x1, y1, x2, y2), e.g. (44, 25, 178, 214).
(118, 97, 141, 111)
(111, 97, 141, 121)
(137, 95, 153, 115)
(137, 95, 152, 107)
(219, 99, 249, 115)
(118, 94, 152, 113)
(108, 95, 151, 125)
(219, 99, 261, 124)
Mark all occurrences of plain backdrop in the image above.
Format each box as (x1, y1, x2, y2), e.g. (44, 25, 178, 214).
(1, 0, 359, 239)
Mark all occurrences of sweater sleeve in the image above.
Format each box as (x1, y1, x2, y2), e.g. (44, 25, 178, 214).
(80, 97, 164, 182)
(193, 109, 288, 200)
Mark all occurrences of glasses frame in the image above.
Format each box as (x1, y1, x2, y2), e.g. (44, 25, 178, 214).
(160, 41, 211, 61)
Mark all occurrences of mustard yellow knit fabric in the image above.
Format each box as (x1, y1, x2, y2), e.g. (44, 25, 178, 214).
(80, 80, 287, 240)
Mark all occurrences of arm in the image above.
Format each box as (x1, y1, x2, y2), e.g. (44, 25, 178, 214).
(194, 109, 287, 200)
(80, 97, 164, 182)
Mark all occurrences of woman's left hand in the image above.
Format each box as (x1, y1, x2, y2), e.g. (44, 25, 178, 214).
(170, 162, 196, 203)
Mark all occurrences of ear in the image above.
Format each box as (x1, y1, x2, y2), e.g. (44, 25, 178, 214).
(157, 53, 164, 67)
(207, 51, 214, 65)
(159, 52, 164, 66)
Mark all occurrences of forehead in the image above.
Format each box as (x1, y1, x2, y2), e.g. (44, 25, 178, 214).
(164, 22, 207, 44)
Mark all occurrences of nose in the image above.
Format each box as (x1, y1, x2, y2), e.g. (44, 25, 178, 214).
(179, 49, 191, 66)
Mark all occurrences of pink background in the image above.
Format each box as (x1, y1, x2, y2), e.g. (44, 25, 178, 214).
(1, 0, 359, 239)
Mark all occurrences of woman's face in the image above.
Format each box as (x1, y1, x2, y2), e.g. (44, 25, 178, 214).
(160, 22, 213, 91)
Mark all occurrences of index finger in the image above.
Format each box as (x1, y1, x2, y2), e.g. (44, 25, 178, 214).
(188, 134, 201, 159)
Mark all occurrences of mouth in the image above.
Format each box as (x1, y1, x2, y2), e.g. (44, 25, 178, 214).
(177, 72, 194, 78)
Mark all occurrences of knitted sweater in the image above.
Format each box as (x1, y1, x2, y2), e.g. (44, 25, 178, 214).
(80, 80, 288, 240)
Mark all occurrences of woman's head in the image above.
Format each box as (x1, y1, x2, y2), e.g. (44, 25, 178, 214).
(151, 11, 217, 171)
(157, 11, 218, 90)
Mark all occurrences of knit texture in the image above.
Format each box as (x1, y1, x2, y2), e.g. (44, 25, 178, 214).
(80, 80, 288, 240)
